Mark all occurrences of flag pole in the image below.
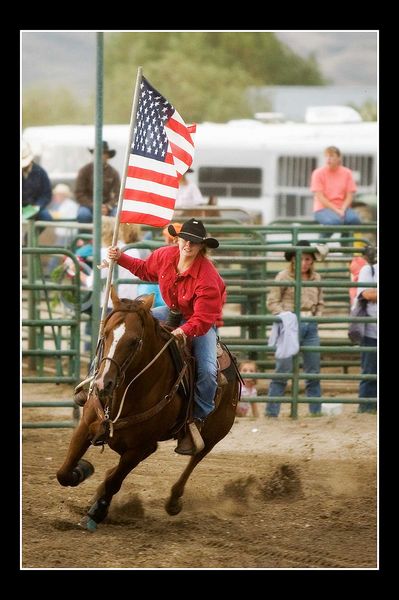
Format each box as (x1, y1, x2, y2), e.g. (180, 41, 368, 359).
(97, 66, 143, 340)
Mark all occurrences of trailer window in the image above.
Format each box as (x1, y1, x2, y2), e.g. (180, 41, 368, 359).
(277, 156, 317, 187)
(198, 167, 262, 198)
(342, 154, 374, 186)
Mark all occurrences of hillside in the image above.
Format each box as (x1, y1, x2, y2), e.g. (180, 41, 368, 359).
(22, 31, 377, 101)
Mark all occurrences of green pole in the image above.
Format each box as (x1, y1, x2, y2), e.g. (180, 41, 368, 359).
(90, 31, 104, 359)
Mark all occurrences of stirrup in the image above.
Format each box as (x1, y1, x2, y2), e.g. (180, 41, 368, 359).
(175, 421, 204, 456)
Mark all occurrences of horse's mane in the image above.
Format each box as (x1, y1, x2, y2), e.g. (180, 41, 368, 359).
(114, 298, 169, 339)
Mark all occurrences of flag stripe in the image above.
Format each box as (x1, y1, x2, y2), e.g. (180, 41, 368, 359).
(167, 115, 195, 146)
(125, 176, 178, 199)
(174, 156, 192, 176)
(121, 75, 196, 227)
(165, 124, 195, 156)
(128, 152, 176, 175)
(127, 165, 179, 189)
(169, 142, 194, 169)
(123, 188, 176, 208)
(120, 211, 173, 227)
(121, 199, 174, 219)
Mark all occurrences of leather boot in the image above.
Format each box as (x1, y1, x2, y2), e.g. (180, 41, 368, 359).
(74, 389, 88, 407)
(175, 419, 205, 456)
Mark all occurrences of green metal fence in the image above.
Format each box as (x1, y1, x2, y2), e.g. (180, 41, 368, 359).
(22, 219, 377, 424)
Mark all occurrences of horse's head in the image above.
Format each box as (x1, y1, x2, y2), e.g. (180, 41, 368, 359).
(93, 286, 155, 401)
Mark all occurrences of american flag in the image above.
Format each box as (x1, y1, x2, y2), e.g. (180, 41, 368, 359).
(120, 76, 196, 227)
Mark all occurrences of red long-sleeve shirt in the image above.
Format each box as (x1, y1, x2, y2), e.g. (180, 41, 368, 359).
(118, 245, 226, 337)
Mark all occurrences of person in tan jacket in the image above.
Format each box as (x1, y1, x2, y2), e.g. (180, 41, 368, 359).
(266, 240, 325, 418)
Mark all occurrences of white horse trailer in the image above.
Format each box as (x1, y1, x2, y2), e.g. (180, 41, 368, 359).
(23, 116, 377, 225)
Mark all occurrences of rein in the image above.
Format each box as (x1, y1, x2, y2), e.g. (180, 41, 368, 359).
(92, 306, 180, 434)
(111, 337, 174, 425)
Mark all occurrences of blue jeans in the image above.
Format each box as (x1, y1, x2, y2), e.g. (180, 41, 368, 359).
(358, 336, 377, 413)
(152, 306, 218, 421)
(36, 207, 53, 221)
(314, 208, 361, 240)
(266, 322, 321, 417)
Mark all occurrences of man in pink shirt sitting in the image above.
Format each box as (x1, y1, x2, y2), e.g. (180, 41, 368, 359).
(311, 146, 361, 239)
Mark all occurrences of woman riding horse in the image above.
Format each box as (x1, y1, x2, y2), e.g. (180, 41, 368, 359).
(79, 218, 225, 456)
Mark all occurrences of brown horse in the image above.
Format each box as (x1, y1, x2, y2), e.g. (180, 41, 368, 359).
(56, 288, 241, 531)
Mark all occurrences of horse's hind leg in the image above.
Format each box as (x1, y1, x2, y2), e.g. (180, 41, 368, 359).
(165, 445, 212, 516)
(56, 420, 93, 487)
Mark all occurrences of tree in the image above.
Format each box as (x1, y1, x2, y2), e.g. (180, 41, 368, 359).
(23, 86, 94, 127)
(103, 32, 326, 123)
(23, 32, 327, 126)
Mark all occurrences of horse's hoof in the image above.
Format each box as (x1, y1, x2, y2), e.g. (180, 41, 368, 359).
(78, 515, 97, 532)
(75, 459, 94, 483)
(165, 497, 182, 516)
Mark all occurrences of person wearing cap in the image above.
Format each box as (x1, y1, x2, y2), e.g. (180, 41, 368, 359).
(311, 145, 361, 239)
(174, 168, 204, 209)
(75, 141, 121, 223)
(265, 240, 326, 418)
(22, 140, 53, 221)
(106, 218, 226, 455)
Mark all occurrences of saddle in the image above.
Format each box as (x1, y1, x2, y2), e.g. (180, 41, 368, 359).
(159, 324, 241, 440)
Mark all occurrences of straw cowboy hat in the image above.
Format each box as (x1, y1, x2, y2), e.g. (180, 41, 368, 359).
(89, 140, 116, 158)
(52, 183, 72, 195)
(21, 140, 34, 168)
(284, 240, 329, 262)
(168, 218, 219, 248)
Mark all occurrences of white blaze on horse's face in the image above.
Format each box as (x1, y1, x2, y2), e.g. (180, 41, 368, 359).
(95, 323, 126, 391)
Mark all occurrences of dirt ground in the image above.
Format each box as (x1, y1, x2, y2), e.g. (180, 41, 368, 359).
(22, 383, 377, 570)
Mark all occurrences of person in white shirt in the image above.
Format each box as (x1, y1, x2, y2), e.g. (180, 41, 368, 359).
(48, 183, 79, 247)
(174, 168, 205, 209)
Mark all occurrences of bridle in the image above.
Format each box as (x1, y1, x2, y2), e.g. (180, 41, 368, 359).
(97, 322, 144, 391)
(91, 307, 175, 429)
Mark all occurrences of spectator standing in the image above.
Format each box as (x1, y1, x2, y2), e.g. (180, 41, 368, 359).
(75, 141, 121, 223)
(236, 360, 260, 418)
(22, 140, 53, 221)
(265, 240, 326, 418)
(349, 254, 367, 308)
(311, 146, 361, 239)
(357, 247, 378, 414)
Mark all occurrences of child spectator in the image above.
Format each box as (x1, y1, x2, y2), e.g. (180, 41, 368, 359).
(236, 360, 260, 418)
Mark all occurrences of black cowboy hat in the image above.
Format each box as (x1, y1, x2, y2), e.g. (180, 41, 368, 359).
(168, 218, 219, 249)
(89, 140, 116, 158)
(284, 240, 329, 262)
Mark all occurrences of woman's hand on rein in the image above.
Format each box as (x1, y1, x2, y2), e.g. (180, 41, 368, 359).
(171, 327, 187, 344)
(107, 246, 121, 261)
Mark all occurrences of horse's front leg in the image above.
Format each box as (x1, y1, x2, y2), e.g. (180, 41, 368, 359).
(56, 417, 93, 487)
(81, 443, 157, 531)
